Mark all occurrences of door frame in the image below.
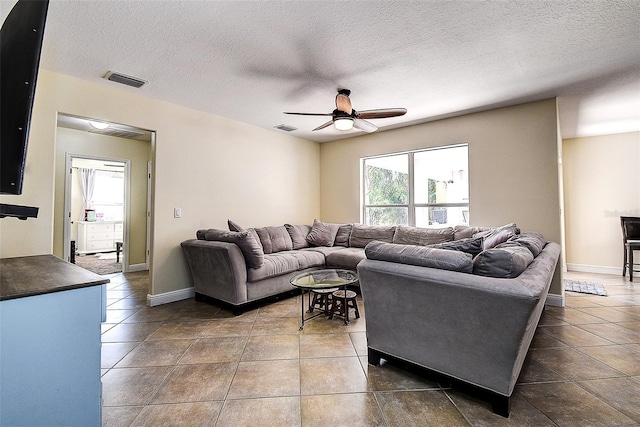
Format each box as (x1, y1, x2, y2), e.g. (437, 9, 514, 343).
(63, 153, 132, 272)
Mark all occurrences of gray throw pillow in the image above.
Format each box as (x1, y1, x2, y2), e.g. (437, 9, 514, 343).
(255, 226, 293, 254)
(478, 223, 521, 250)
(204, 228, 264, 268)
(285, 224, 312, 249)
(472, 241, 534, 278)
(509, 231, 546, 257)
(393, 225, 454, 246)
(429, 236, 484, 256)
(196, 229, 208, 240)
(350, 224, 396, 248)
(334, 224, 353, 247)
(306, 219, 340, 247)
(365, 240, 473, 273)
(227, 219, 245, 232)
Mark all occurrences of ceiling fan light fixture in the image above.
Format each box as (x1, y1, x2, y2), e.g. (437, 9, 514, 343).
(89, 120, 109, 130)
(334, 118, 354, 131)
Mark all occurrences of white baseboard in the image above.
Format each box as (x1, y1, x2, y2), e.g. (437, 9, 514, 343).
(147, 287, 194, 307)
(545, 292, 565, 307)
(566, 263, 622, 276)
(127, 263, 148, 272)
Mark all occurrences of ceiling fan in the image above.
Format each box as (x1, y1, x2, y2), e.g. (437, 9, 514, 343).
(284, 89, 407, 133)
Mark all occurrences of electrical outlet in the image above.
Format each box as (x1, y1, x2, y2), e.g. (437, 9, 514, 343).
(174, 208, 182, 218)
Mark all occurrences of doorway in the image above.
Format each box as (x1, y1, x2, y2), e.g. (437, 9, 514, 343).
(56, 113, 153, 276)
(64, 155, 129, 274)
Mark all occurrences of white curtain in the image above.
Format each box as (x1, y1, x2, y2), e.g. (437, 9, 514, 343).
(79, 168, 96, 221)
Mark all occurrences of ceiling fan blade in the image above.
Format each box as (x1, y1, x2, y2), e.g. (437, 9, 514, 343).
(284, 112, 333, 116)
(312, 120, 335, 131)
(353, 118, 378, 133)
(356, 108, 407, 120)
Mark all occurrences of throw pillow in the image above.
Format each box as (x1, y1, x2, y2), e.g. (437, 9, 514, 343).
(478, 223, 521, 250)
(306, 219, 340, 247)
(509, 231, 546, 257)
(453, 225, 491, 240)
(254, 226, 293, 254)
(285, 224, 312, 249)
(472, 241, 534, 278)
(204, 228, 264, 268)
(334, 224, 353, 247)
(365, 240, 473, 273)
(429, 236, 484, 256)
(227, 219, 245, 232)
(392, 225, 454, 246)
(196, 229, 208, 240)
(349, 224, 396, 248)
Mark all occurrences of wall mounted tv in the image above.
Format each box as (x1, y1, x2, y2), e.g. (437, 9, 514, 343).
(1, 0, 49, 194)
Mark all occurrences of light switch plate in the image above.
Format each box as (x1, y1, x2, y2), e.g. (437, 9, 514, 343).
(174, 208, 182, 218)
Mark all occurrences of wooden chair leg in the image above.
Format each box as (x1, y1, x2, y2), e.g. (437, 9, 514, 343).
(623, 244, 628, 277)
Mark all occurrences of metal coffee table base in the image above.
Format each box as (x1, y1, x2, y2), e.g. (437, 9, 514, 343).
(298, 287, 350, 330)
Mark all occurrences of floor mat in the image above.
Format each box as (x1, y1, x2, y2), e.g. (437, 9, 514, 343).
(564, 279, 607, 296)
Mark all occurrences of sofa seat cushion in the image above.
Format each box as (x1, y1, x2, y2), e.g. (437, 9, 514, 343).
(291, 250, 326, 270)
(365, 241, 473, 273)
(255, 226, 293, 254)
(326, 247, 366, 270)
(247, 250, 324, 282)
(472, 241, 534, 278)
(350, 224, 396, 248)
(393, 225, 454, 246)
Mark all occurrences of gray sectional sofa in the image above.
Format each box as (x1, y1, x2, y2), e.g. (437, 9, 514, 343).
(358, 236, 561, 417)
(182, 220, 534, 312)
(181, 219, 560, 416)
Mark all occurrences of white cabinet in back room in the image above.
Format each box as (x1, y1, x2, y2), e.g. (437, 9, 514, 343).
(77, 220, 123, 254)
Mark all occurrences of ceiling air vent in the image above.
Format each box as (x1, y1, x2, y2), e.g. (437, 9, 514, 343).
(104, 71, 147, 88)
(274, 124, 297, 132)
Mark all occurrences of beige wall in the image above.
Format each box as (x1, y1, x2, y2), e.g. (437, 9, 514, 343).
(52, 127, 151, 266)
(563, 132, 640, 272)
(0, 70, 320, 296)
(320, 98, 564, 295)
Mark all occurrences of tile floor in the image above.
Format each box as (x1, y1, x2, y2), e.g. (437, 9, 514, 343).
(101, 271, 640, 426)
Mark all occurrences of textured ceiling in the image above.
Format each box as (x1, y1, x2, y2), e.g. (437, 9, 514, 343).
(2, 0, 639, 142)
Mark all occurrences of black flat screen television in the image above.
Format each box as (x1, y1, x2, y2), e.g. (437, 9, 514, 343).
(1, 0, 49, 195)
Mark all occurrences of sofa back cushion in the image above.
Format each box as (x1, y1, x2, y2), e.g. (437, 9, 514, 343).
(306, 219, 340, 247)
(365, 240, 473, 273)
(254, 226, 293, 254)
(204, 229, 264, 268)
(392, 225, 454, 246)
(472, 241, 534, 278)
(284, 224, 312, 249)
(350, 224, 396, 248)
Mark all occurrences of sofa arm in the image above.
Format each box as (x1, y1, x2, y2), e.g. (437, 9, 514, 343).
(180, 239, 248, 305)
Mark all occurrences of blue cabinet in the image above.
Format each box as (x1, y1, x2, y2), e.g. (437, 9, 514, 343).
(0, 256, 107, 426)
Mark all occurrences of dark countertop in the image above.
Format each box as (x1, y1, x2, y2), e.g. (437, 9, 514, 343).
(0, 254, 109, 301)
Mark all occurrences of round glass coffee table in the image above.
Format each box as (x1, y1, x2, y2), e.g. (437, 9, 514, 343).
(290, 268, 359, 330)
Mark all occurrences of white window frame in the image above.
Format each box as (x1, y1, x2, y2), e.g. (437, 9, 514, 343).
(361, 143, 469, 227)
